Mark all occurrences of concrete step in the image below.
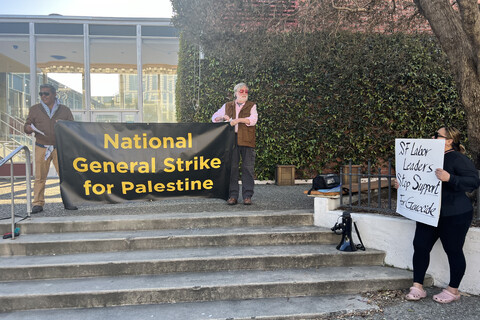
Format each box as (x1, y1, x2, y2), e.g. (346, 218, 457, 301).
(0, 244, 385, 281)
(0, 225, 338, 256)
(0, 294, 379, 320)
(0, 209, 428, 317)
(0, 210, 313, 234)
(0, 266, 424, 313)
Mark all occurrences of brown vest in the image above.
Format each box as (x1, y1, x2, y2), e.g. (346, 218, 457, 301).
(225, 100, 256, 148)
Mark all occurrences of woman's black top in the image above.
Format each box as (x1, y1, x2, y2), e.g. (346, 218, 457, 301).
(441, 151, 480, 217)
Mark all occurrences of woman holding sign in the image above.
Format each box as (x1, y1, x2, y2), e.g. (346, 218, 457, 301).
(403, 127, 480, 303)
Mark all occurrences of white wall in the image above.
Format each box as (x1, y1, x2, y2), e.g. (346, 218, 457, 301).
(313, 197, 480, 295)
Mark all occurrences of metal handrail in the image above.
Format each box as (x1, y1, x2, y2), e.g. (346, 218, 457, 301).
(0, 145, 32, 240)
(1, 140, 26, 162)
(0, 111, 35, 174)
(1, 111, 25, 124)
(0, 114, 26, 137)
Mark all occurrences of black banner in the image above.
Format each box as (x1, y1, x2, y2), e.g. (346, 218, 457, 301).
(55, 122, 234, 204)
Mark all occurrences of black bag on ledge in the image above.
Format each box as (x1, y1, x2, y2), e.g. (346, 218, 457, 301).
(307, 174, 340, 195)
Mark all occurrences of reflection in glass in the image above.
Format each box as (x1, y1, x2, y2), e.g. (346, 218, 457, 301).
(1, 21, 180, 127)
(142, 38, 178, 123)
(0, 35, 32, 159)
(48, 73, 83, 110)
(36, 36, 84, 110)
(0, 36, 30, 118)
(94, 113, 120, 123)
(90, 37, 138, 110)
(123, 114, 136, 123)
(72, 113, 84, 122)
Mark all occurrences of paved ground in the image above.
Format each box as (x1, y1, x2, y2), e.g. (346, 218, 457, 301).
(1, 177, 480, 319)
(0, 178, 315, 217)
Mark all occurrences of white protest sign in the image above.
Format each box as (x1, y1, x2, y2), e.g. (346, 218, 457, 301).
(395, 139, 444, 227)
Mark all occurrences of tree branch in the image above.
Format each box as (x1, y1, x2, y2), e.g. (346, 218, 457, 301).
(331, 0, 369, 12)
(414, 0, 472, 78)
(457, 0, 480, 78)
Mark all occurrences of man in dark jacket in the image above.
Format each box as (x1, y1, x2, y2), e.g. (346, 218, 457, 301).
(212, 83, 258, 205)
(24, 84, 77, 213)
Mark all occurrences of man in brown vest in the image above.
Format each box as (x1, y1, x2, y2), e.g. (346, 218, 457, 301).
(212, 83, 258, 205)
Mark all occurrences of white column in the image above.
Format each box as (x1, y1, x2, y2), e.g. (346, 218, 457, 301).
(84, 23, 91, 122)
(136, 24, 143, 122)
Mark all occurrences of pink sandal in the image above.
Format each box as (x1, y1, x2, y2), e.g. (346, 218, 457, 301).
(433, 289, 460, 304)
(405, 286, 427, 301)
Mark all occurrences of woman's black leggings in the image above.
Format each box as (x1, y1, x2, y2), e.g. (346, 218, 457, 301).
(412, 211, 472, 288)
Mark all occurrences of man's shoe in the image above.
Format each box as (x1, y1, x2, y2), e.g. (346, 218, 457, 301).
(31, 205, 43, 214)
(243, 198, 252, 205)
(227, 198, 238, 205)
(64, 205, 78, 210)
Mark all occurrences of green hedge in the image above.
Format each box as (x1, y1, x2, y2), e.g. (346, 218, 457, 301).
(176, 32, 465, 180)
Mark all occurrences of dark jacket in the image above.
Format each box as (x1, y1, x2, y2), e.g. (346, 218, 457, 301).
(24, 103, 74, 146)
(441, 151, 480, 217)
(225, 100, 256, 148)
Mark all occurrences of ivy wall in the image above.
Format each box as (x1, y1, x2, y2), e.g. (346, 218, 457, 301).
(176, 32, 465, 180)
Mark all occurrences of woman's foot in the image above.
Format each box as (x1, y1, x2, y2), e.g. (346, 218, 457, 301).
(405, 286, 427, 301)
(433, 288, 461, 304)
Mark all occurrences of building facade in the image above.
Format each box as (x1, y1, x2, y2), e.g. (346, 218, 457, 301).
(0, 14, 179, 125)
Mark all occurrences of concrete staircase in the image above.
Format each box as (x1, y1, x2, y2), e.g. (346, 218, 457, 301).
(0, 209, 430, 319)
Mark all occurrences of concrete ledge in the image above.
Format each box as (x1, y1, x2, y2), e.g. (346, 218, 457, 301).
(313, 197, 480, 295)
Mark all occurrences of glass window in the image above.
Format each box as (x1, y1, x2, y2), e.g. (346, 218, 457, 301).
(93, 113, 120, 122)
(36, 36, 84, 110)
(142, 38, 178, 123)
(35, 23, 83, 35)
(142, 26, 178, 37)
(0, 36, 30, 119)
(122, 113, 136, 123)
(72, 113, 84, 122)
(90, 25, 136, 36)
(0, 23, 29, 34)
(90, 37, 138, 111)
(0, 35, 30, 154)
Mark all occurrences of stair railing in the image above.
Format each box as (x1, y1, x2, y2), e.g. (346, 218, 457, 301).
(0, 111, 35, 174)
(0, 145, 32, 240)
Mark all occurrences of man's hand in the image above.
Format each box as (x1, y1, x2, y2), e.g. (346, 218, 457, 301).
(24, 124, 33, 134)
(230, 118, 250, 126)
(214, 115, 230, 122)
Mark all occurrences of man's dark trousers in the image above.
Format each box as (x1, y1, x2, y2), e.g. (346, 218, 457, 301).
(229, 141, 255, 200)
